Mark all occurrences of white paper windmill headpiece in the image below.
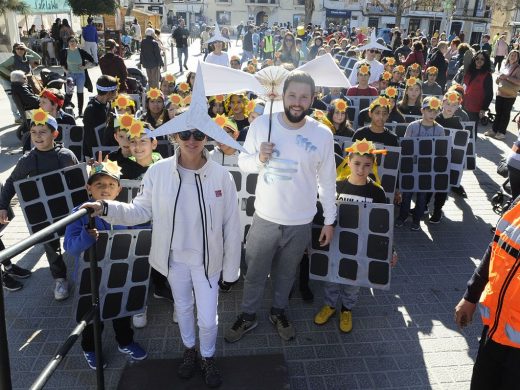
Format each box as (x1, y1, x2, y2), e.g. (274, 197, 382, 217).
(355, 29, 389, 52)
(206, 22, 230, 45)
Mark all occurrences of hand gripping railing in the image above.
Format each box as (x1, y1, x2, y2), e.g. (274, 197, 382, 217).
(0, 208, 105, 390)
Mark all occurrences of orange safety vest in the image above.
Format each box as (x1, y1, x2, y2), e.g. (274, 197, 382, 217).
(480, 202, 520, 348)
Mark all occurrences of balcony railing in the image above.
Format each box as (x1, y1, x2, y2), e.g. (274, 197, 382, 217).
(366, 4, 397, 13)
(245, 0, 279, 4)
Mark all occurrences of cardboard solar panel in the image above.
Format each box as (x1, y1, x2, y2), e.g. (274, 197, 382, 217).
(116, 179, 142, 203)
(398, 136, 452, 192)
(384, 122, 408, 138)
(461, 121, 476, 170)
(94, 123, 107, 147)
(225, 166, 257, 241)
(156, 138, 175, 158)
(333, 135, 351, 156)
(334, 55, 358, 78)
(58, 125, 84, 161)
(14, 163, 89, 243)
(74, 229, 152, 322)
(309, 201, 394, 290)
(403, 114, 422, 124)
(444, 127, 470, 187)
(341, 140, 401, 203)
(346, 96, 377, 128)
(91, 146, 119, 161)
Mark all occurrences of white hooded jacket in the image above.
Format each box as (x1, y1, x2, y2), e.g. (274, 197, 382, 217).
(102, 149, 241, 283)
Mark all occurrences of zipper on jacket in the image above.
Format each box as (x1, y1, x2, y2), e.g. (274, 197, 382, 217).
(487, 251, 520, 341)
(167, 171, 182, 279)
(209, 205, 213, 231)
(195, 173, 212, 288)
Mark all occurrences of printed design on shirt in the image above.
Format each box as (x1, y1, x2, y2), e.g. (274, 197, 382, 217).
(296, 135, 317, 153)
(337, 194, 373, 203)
(263, 148, 299, 184)
(215, 190, 222, 197)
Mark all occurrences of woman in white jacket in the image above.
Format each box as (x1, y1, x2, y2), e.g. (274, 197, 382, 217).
(83, 128, 241, 388)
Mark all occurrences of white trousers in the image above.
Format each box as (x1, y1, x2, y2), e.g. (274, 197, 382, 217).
(167, 261, 219, 358)
(83, 41, 98, 64)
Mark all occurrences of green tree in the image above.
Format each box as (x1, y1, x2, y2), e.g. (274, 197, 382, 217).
(0, 0, 30, 14)
(66, 0, 118, 15)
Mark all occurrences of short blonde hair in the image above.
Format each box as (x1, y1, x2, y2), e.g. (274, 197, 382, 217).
(437, 41, 448, 51)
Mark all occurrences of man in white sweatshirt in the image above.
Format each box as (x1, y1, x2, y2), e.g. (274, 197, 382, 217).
(225, 71, 337, 342)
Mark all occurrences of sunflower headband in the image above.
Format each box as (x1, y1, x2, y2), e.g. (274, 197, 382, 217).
(381, 71, 392, 81)
(369, 96, 391, 111)
(112, 94, 135, 110)
(213, 114, 238, 134)
(394, 65, 405, 74)
(127, 119, 149, 139)
(147, 88, 164, 101)
(88, 160, 122, 183)
(177, 82, 190, 93)
(426, 66, 438, 75)
(444, 91, 462, 104)
(383, 86, 398, 99)
(168, 93, 184, 107)
(345, 139, 387, 156)
(333, 99, 348, 113)
(208, 95, 225, 104)
(163, 73, 176, 84)
(385, 57, 396, 66)
(405, 77, 420, 87)
(358, 63, 371, 75)
(409, 63, 421, 71)
(31, 108, 58, 131)
(422, 97, 442, 110)
(311, 110, 335, 133)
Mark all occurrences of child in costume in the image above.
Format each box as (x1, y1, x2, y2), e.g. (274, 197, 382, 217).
(352, 96, 399, 147)
(64, 160, 147, 369)
(0, 109, 78, 300)
(314, 139, 397, 332)
(422, 66, 443, 96)
(397, 77, 422, 116)
(395, 96, 444, 231)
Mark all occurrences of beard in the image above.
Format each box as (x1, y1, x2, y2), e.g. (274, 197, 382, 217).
(284, 105, 308, 123)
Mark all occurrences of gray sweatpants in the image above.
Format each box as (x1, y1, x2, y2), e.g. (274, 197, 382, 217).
(241, 214, 311, 315)
(323, 282, 360, 310)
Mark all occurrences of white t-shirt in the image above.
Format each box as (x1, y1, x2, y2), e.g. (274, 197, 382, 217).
(238, 113, 337, 226)
(205, 52, 230, 67)
(349, 59, 384, 85)
(209, 147, 239, 167)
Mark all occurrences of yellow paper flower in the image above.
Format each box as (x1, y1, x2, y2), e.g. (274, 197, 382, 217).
(334, 99, 348, 112)
(169, 93, 183, 106)
(113, 94, 134, 109)
(164, 73, 176, 83)
(214, 114, 227, 127)
(382, 71, 392, 81)
(410, 63, 420, 70)
(345, 139, 387, 155)
(245, 100, 256, 113)
(358, 64, 370, 75)
(31, 108, 49, 125)
(213, 114, 238, 133)
(119, 113, 135, 130)
(104, 159, 123, 177)
(426, 66, 438, 75)
(215, 95, 225, 103)
(128, 120, 145, 139)
(406, 77, 419, 87)
(247, 64, 256, 73)
(314, 110, 325, 119)
(183, 94, 192, 106)
(385, 57, 396, 66)
(178, 82, 190, 93)
(394, 65, 405, 74)
(146, 88, 162, 100)
(384, 86, 398, 99)
(445, 91, 461, 104)
(369, 96, 391, 111)
(428, 97, 442, 110)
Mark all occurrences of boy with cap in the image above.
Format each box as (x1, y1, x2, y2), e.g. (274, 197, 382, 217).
(64, 160, 147, 369)
(0, 109, 79, 299)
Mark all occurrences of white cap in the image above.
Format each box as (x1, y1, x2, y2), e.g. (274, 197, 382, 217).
(145, 28, 155, 36)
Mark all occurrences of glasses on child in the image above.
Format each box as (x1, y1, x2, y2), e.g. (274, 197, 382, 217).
(178, 130, 206, 141)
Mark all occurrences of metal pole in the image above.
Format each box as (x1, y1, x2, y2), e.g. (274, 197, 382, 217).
(0, 277, 12, 390)
(86, 215, 104, 390)
(30, 307, 96, 390)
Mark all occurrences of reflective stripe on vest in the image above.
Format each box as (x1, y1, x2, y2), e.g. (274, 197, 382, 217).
(480, 202, 520, 348)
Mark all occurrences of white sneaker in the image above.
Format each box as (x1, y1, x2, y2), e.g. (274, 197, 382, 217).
(133, 306, 147, 328)
(484, 130, 496, 137)
(495, 133, 506, 140)
(173, 309, 178, 324)
(54, 278, 69, 301)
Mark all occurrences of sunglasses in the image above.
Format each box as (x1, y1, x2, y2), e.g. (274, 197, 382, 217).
(368, 49, 380, 53)
(178, 130, 206, 141)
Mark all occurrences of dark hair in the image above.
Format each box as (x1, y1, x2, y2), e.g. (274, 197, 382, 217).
(413, 41, 423, 51)
(403, 38, 411, 46)
(467, 50, 491, 78)
(96, 75, 118, 96)
(451, 38, 461, 47)
(62, 19, 70, 27)
(67, 36, 77, 43)
(282, 70, 315, 96)
(327, 99, 353, 136)
(458, 42, 470, 55)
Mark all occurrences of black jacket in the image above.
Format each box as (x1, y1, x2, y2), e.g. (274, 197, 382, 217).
(243, 31, 253, 52)
(428, 50, 448, 89)
(11, 82, 39, 110)
(140, 36, 163, 69)
(59, 48, 94, 92)
(83, 97, 110, 158)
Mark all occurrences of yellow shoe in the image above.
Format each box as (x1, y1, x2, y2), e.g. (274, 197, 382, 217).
(339, 310, 353, 333)
(314, 305, 336, 325)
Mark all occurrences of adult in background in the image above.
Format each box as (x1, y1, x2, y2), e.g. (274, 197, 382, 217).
(454, 199, 520, 389)
(0, 42, 41, 78)
(60, 36, 95, 117)
(131, 19, 142, 53)
(485, 50, 520, 140)
(277, 31, 300, 68)
(462, 51, 493, 138)
(494, 34, 509, 72)
(99, 39, 129, 92)
(140, 28, 163, 89)
(172, 19, 190, 73)
(59, 19, 74, 49)
(349, 47, 384, 86)
(225, 71, 337, 343)
(241, 25, 254, 64)
(82, 17, 98, 65)
(427, 41, 449, 90)
(402, 41, 425, 68)
(51, 18, 62, 55)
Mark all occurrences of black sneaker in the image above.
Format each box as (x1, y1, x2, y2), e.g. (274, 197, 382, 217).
(4, 264, 31, 279)
(2, 273, 22, 291)
(429, 210, 442, 224)
(452, 185, 467, 198)
(269, 312, 295, 341)
(178, 347, 197, 379)
(200, 356, 222, 388)
(153, 284, 173, 302)
(224, 314, 258, 343)
(410, 222, 421, 231)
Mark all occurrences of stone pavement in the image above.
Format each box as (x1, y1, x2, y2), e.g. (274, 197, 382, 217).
(0, 39, 515, 389)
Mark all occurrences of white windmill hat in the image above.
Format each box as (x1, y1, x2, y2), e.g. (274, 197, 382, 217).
(355, 29, 389, 52)
(206, 23, 230, 44)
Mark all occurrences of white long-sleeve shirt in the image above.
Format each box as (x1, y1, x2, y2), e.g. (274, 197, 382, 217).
(238, 113, 337, 226)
